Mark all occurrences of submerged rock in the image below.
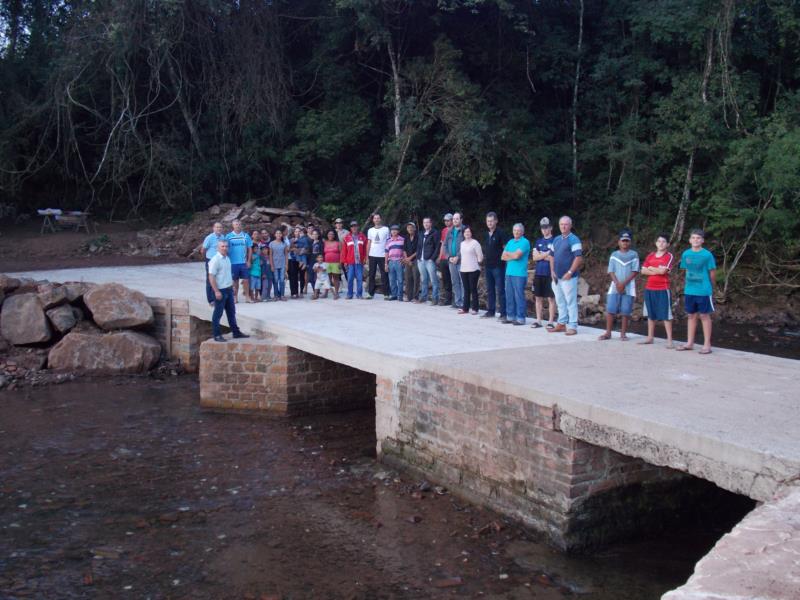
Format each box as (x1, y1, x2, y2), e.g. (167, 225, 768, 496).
(48, 331, 161, 374)
(84, 283, 153, 330)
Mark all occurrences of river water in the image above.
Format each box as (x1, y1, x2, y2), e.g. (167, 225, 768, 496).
(0, 378, 755, 599)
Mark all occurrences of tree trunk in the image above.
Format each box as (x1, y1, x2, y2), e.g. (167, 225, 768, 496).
(571, 0, 584, 205)
(671, 29, 714, 244)
(387, 35, 402, 140)
(166, 56, 204, 159)
(721, 193, 774, 301)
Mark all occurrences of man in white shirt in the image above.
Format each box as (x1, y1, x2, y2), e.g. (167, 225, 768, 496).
(208, 240, 250, 342)
(197, 221, 226, 305)
(365, 213, 389, 299)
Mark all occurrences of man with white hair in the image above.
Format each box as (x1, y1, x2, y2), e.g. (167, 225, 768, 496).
(225, 219, 253, 303)
(501, 223, 531, 325)
(198, 221, 226, 306)
(548, 215, 583, 335)
(207, 239, 250, 343)
(443, 212, 465, 309)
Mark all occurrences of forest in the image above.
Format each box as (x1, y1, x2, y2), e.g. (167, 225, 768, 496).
(0, 0, 798, 299)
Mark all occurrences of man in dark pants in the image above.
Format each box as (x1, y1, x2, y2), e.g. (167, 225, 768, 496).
(438, 213, 453, 305)
(365, 213, 389, 299)
(198, 221, 225, 306)
(482, 211, 509, 320)
(208, 240, 250, 342)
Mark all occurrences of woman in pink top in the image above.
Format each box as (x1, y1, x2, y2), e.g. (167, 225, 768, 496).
(323, 229, 343, 296)
(458, 225, 484, 314)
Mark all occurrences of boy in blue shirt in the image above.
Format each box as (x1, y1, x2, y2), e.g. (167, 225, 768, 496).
(598, 229, 639, 341)
(677, 229, 716, 354)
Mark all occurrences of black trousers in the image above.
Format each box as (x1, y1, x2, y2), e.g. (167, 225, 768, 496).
(438, 259, 452, 304)
(368, 256, 386, 296)
(461, 270, 480, 311)
(288, 259, 306, 296)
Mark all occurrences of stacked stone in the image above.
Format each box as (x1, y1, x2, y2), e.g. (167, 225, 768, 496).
(0, 276, 163, 383)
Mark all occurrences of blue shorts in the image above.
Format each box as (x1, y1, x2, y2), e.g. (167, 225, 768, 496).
(644, 289, 672, 321)
(231, 263, 249, 281)
(607, 293, 634, 316)
(249, 276, 261, 290)
(684, 294, 714, 314)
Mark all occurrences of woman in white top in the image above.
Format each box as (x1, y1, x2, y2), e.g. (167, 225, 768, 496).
(458, 225, 484, 314)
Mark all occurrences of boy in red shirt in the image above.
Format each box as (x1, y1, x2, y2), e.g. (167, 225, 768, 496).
(639, 233, 674, 348)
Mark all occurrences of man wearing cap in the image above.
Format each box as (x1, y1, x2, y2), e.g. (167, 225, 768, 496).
(438, 213, 453, 305)
(403, 222, 421, 302)
(366, 213, 390, 299)
(418, 217, 440, 305)
(342, 221, 367, 299)
(598, 229, 639, 341)
(482, 211, 508, 320)
(548, 216, 583, 335)
(443, 212, 465, 309)
(384, 224, 406, 301)
(531, 217, 557, 329)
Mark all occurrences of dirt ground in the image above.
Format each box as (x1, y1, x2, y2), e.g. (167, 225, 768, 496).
(0, 377, 744, 600)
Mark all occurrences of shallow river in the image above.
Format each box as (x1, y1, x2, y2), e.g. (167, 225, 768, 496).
(1, 378, 754, 599)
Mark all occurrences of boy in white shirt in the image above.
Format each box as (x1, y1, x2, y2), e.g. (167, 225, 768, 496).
(312, 254, 336, 300)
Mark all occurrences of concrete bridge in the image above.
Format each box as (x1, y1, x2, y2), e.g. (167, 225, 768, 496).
(11, 262, 800, 599)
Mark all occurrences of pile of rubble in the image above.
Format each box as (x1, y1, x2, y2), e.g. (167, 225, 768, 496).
(0, 275, 164, 389)
(124, 201, 331, 258)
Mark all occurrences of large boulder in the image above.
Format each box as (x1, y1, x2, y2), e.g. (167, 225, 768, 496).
(0, 274, 20, 293)
(38, 283, 68, 310)
(0, 293, 52, 345)
(46, 305, 79, 334)
(48, 331, 161, 374)
(63, 282, 94, 303)
(84, 283, 153, 330)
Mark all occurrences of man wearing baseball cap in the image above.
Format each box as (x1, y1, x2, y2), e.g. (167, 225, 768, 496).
(438, 213, 454, 305)
(531, 217, 557, 329)
(341, 220, 367, 299)
(598, 228, 639, 341)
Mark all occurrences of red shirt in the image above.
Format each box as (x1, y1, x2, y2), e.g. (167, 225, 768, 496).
(643, 251, 674, 291)
(323, 240, 341, 264)
(439, 227, 450, 260)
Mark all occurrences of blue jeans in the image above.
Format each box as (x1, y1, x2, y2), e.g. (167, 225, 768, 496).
(347, 263, 363, 298)
(261, 268, 273, 299)
(504, 275, 527, 323)
(484, 264, 506, 316)
(388, 260, 404, 299)
(272, 267, 285, 298)
(448, 261, 463, 307)
(212, 287, 240, 337)
(418, 259, 439, 302)
(554, 276, 579, 330)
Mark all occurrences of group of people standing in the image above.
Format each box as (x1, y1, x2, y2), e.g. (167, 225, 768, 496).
(199, 211, 717, 353)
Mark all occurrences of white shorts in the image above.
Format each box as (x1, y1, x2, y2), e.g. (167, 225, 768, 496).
(314, 280, 331, 291)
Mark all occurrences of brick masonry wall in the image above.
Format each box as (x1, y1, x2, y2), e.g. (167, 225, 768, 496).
(148, 299, 213, 372)
(377, 369, 687, 551)
(199, 337, 375, 416)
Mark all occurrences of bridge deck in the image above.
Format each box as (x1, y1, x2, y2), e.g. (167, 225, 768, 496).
(11, 263, 800, 501)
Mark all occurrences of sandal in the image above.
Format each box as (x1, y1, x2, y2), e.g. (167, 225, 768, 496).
(699, 348, 713, 355)
(675, 345, 693, 351)
(597, 333, 611, 341)
(531, 322, 542, 329)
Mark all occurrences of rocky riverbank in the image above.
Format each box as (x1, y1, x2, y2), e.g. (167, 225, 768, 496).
(0, 275, 172, 391)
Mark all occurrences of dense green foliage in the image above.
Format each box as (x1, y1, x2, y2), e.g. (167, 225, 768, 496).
(1, 1, 798, 293)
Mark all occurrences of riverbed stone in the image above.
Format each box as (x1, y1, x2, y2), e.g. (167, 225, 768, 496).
(37, 283, 68, 310)
(48, 331, 161, 374)
(0, 293, 52, 345)
(84, 283, 153, 330)
(46, 305, 79, 334)
(0, 274, 20, 293)
(62, 281, 94, 303)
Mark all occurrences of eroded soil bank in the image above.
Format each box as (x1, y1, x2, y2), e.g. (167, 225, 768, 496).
(1, 378, 752, 599)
